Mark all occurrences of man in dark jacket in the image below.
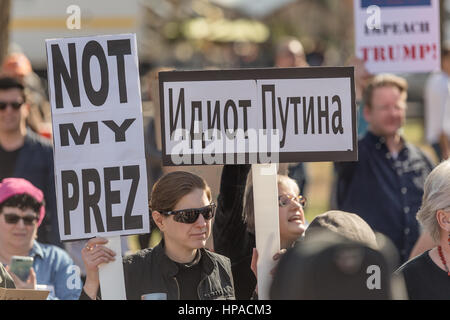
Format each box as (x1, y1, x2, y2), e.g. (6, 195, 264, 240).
(336, 74, 434, 263)
(0, 77, 59, 246)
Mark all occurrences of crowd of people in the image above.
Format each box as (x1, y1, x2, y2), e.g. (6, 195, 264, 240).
(0, 36, 450, 300)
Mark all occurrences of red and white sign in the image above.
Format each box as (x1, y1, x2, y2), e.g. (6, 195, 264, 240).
(354, 0, 441, 73)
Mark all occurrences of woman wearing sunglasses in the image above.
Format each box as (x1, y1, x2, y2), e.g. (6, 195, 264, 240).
(0, 178, 81, 299)
(213, 164, 306, 299)
(80, 171, 235, 300)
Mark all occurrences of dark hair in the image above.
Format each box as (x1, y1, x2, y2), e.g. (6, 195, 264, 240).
(150, 171, 211, 213)
(0, 77, 26, 102)
(149, 171, 212, 230)
(0, 76, 24, 90)
(0, 194, 44, 215)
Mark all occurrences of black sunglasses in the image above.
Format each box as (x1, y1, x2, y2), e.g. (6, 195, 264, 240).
(0, 101, 23, 111)
(161, 203, 216, 224)
(2, 213, 39, 226)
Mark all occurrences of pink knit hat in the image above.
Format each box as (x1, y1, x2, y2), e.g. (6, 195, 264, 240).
(0, 178, 45, 226)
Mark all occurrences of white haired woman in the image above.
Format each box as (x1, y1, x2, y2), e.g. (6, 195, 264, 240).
(395, 160, 450, 299)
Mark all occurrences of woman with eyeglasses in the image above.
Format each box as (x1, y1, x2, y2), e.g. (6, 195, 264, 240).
(80, 171, 235, 300)
(213, 165, 307, 300)
(0, 178, 81, 299)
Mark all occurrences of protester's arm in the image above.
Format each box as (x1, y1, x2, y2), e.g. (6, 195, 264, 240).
(81, 237, 116, 300)
(0, 264, 16, 289)
(439, 132, 450, 160)
(46, 148, 61, 247)
(333, 160, 358, 208)
(212, 164, 251, 260)
(440, 92, 450, 160)
(5, 266, 36, 290)
(249, 248, 287, 298)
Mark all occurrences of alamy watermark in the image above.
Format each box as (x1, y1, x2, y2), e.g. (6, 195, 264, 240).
(66, 5, 81, 30)
(366, 5, 381, 30)
(66, 265, 82, 290)
(366, 264, 381, 290)
(168, 125, 281, 167)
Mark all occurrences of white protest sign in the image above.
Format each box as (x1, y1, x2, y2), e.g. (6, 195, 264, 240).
(159, 67, 356, 300)
(46, 34, 149, 242)
(159, 67, 357, 165)
(354, 0, 441, 73)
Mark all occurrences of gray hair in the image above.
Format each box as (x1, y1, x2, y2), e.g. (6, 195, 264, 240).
(244, 175, 300, 234)
(416, 160, 450, 243)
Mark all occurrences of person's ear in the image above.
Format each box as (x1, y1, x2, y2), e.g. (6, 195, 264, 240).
(152, 211, 166, 231)
(21, 103, 30, 119)
(363, 104, 371, 123)
(436, 210, 450, 232)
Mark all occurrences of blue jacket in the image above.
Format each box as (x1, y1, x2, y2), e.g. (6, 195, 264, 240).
(30, 241, 81, 300)
(336, 131, 434, 263)
(13, 130, 60, 247)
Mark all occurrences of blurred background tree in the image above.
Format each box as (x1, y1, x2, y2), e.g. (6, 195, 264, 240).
(137, 0, 356, 71)
(0, 0, 11, 65)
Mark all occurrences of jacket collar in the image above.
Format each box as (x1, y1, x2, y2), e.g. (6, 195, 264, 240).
(153, 239, 215, 278)
(364, 131, 407, 152)
(29, 241, 44, 259)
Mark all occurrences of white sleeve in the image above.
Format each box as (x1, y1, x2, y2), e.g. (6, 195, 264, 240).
(441, 82, 450, 137)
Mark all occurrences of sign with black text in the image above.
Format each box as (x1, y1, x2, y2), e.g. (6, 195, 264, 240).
(354, 0, 440, 73)
(159, 67, 357, 165)
(46, 34, 149, 241)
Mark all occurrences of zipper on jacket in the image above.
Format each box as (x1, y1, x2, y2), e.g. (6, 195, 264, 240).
(173, 277, 180, 300)
(197, 275, 209, 300)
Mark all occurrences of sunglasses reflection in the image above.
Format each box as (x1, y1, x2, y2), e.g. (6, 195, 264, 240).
(161, 203, 216, 224)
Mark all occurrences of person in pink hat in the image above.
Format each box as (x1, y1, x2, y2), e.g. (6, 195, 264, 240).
(0, 177, 81, 299)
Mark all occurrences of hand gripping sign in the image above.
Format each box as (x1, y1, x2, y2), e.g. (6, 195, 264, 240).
(46, 34, 149, 299)
(159, 67, 357, 299)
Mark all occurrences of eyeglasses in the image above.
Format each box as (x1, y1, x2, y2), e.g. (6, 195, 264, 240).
(2, 213, 39, 226)
(160, 203, 216, 224)
(278, 194, 306, 208)
(0, 101, 23, 111)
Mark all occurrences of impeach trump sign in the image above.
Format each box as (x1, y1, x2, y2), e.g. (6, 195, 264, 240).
(354, 0, 441, 73)
(46, 34, 149, 241)
(159, 67, 357, 166)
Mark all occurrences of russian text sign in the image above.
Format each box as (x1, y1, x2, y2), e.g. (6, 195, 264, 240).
(159, 67, 357, 165)
(354, 0, 440, 73)
(46, 34, 149, 241)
